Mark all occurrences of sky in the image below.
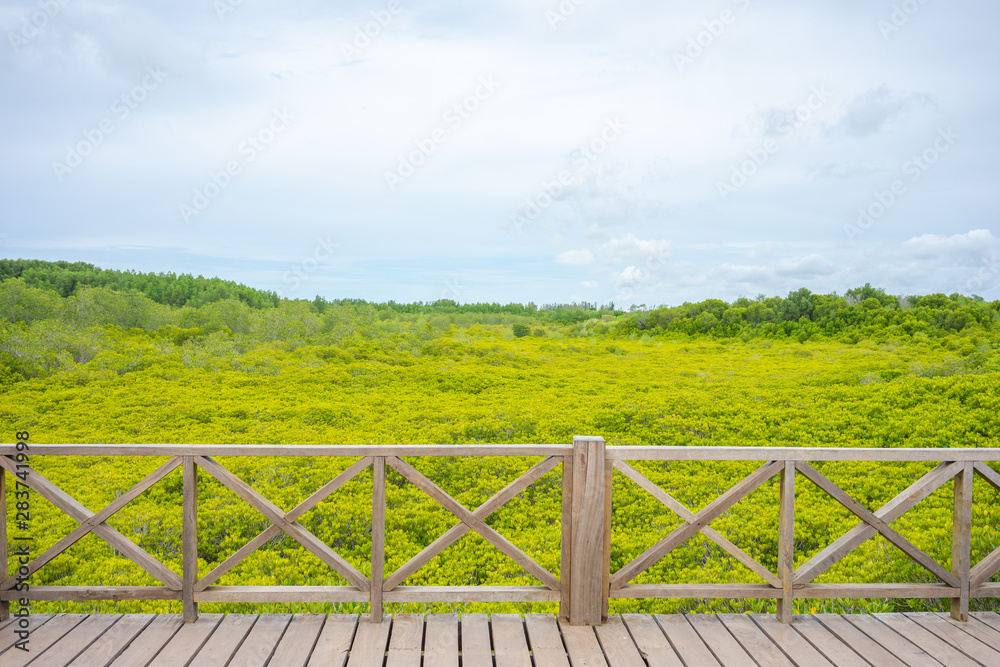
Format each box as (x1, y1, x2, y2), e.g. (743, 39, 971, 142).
(1, 0, 999, 307)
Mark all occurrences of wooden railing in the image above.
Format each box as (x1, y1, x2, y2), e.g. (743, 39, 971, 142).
(2, 438, 999, 626)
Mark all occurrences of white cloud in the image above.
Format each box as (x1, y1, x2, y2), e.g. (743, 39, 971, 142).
(775, 254, 839, 277)
(900, 229, 999, 263)
(612, 265, 648, 295)
(581, 280, 599, 289)
(556, 248, 595, 267)
(599, 234, 671, 267)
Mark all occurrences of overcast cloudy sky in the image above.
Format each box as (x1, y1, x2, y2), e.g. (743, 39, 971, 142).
(2, 0, 998, 306)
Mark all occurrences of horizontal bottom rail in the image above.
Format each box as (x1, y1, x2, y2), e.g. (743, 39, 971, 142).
(0, 586, 183, 601)
(1, 585, 561, 604)
(613, 583, 1000, 600)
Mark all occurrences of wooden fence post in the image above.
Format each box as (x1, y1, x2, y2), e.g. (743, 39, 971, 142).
(564, 436, 608, 625)
(952, 461, 973, 621)
(1, 467, 8, 621)
(371, 457, 386, 623)
(776, 460, 795, 623)
(183, 456, 198, 623)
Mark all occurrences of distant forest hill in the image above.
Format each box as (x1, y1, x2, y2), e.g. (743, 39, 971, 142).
(1, 258, 999, 340)
(0, 258, 618, 322)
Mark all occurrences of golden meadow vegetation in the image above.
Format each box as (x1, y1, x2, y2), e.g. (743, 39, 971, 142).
(1, 259, 999, 616)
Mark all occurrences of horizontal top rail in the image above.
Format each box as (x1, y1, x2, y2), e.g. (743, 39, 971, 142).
(607, 446, 1000, 462)
(0, 443, 574, 457)
(2, 443, 999, 461)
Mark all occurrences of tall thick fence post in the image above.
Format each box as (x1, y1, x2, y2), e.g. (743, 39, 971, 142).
(564, 436, 608, 625)
(952, 461, 973, 621)
(182, 456, 198, 623)
(371, 457, 386, 622)
(776, 460, 795, 623)
(1, 467, 8, 621)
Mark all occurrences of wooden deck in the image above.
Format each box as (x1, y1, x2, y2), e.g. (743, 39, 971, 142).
(4, 612, 1000, 666)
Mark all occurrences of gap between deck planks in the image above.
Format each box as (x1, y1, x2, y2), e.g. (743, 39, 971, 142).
(3, 612, 1000, 666)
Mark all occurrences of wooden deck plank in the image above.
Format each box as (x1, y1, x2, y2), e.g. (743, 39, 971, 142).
(8, 611, 1000, 666)
(906, 612, 1000, 665)
(188, 614, 258, 667)
(686, 614, 756, 667)
(787, 615, 869, 667)
(973, 610, 1000, 633)
(423, 613, 458, 667)
(108, 614, 185, 667)
(752, 614, 836, 666)
(3, 614, 88, 667)
(524, 615, 569, 667)
(654, 615, 721, 667)
(840, 614, 944, 667)
(594, 616, 645, 667)
(948, 612, 1000, 646)
(0, 614, 54, 653)
(226, 614, 292, 667)
(491, 614, 531, 667)
(873, 613, 979, 667)
(68, 614, 156, 667)
(22, 613, 121, 666)
(306, 615, 357, 667)
(460, 614, 493, 667)
(813, 614, 909, 667)
(620, 615, 684, 667)
(385, 614, 424, 667)
(269, 614, 326, 667)
(344, 617, 391, 667)
(717, 614, 794, 667)
(560, 623, 608, 667)
(146, 613, 224, 667)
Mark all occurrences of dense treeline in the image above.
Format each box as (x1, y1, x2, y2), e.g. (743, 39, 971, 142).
(0, 260, 620, 324)
(619, 285, 1000, 342)
(312, 296, 620, 324)
(0, 259, 281, 309)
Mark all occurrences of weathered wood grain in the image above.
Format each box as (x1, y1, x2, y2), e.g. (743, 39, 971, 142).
(787, 615, 871, 667)
(794, 461, 962, 585)
(269, 614, 327, 667)
(687, 614, 756, 667)
(145, 613, 223, 667)
(386, 456, 560, 591)
(385, 614, 423, 667)
(491, 614, 532, 667)
(305, 615, 357, 667)
(595, 615, 646, 667)
(795, 461, 960, 588)
(621, 614, 684, 667)
(108, 614, 185, 666)
(422, 613, 458, 667)
(951, 463, 973, 620)
(188, 614, 258, 667)
(524, 614, 570, 667)
(68, 614, 156, 667)
(344, 617, 390, 667)
(567, 436, 608, 625)
(183, 456, 198, 622)
(459, 614, 492, 667)
(371, 457, 385, 622)
(611, 461, 782, 590)
(614, 460, 781, 588)
(382, 456, 560, 592)
(777, 460, 795, 622)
